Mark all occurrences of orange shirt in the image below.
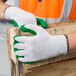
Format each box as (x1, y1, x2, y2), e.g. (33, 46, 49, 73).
(19, 0, 76, 20)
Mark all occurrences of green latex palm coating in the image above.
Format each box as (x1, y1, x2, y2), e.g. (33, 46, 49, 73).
(14, 48, 20, 52)
(13, 35, 29, 40)
(14, 40, 19, 45)
(37, 18, 48, 28)
(14, 35, 28, 58)
(14, 35, 33, 64)
(14, 47, 25, 62)
(20, 25, 37, 36)
(14, 35, 39, 64)
(11, 19, 19, 27)
(20, 60, 43, 64)
(14, 46, 24, 61)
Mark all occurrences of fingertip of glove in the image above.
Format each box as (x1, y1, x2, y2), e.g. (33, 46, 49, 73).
(20, 24, 32, 32)
(13, 35, 18, 40)
(11, 19, 19, 27)
(13, 35, 22, 40)
(42, 24, 48, 29)
(16, 55, 24, 61)
(20, 24, 37, 35)
(18, 57, 33, 64)
(37, 18, 48, 29)
(20, 25, 26, 32)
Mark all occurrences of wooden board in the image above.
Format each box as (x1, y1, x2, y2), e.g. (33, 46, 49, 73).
(7, 20, 76, 74)
(9, 59, 76, 76)
(25, 59, 76, 76)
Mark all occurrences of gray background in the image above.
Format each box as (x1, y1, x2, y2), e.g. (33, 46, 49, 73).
(0, 22, 13, 76)
(0, 0, 18, 76)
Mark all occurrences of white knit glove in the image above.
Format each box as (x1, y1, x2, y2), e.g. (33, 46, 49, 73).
(14, 24, 68, 63)
(4, 7, 47, 28)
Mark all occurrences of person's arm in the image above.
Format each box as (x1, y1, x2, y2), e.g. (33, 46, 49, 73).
(67, 32, 76, 53)
(0, 0, 10, 19)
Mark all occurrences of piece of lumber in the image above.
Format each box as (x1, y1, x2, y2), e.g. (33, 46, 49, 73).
(47, 20, 76, 28)
(25, 59, 76, 76)
(10, 59, 16, 76)
(7, 20, 76, 74)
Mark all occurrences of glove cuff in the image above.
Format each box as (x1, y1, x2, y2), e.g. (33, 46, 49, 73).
(4, 6, 11, 14)
(64, 34, 69, 53)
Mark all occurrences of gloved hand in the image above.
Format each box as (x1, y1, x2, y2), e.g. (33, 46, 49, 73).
(14, 24, 68, 63)
(4, 7, 47, 28)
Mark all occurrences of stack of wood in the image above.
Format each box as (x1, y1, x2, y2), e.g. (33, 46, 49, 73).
(7, 20, 76, 76)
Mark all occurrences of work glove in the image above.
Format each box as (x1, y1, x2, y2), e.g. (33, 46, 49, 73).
(4, 7, 47, 28)
(14, 24, 68, 63)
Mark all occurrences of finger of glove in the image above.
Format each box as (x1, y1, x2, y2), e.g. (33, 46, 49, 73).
(18, 57, 27, 62)
(16, 50, 26, 56)
(18, 57, 32, 63)
(37, 18, 47, 29)
(20, 24, 39, 35)
(14, 35, 30, 43)
(18, 57, 33, 63)
(14, 43, 25, 49)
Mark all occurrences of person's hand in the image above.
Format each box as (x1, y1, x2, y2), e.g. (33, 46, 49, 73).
(4, 7, 47, 28)
(14, 24, 68, 63)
